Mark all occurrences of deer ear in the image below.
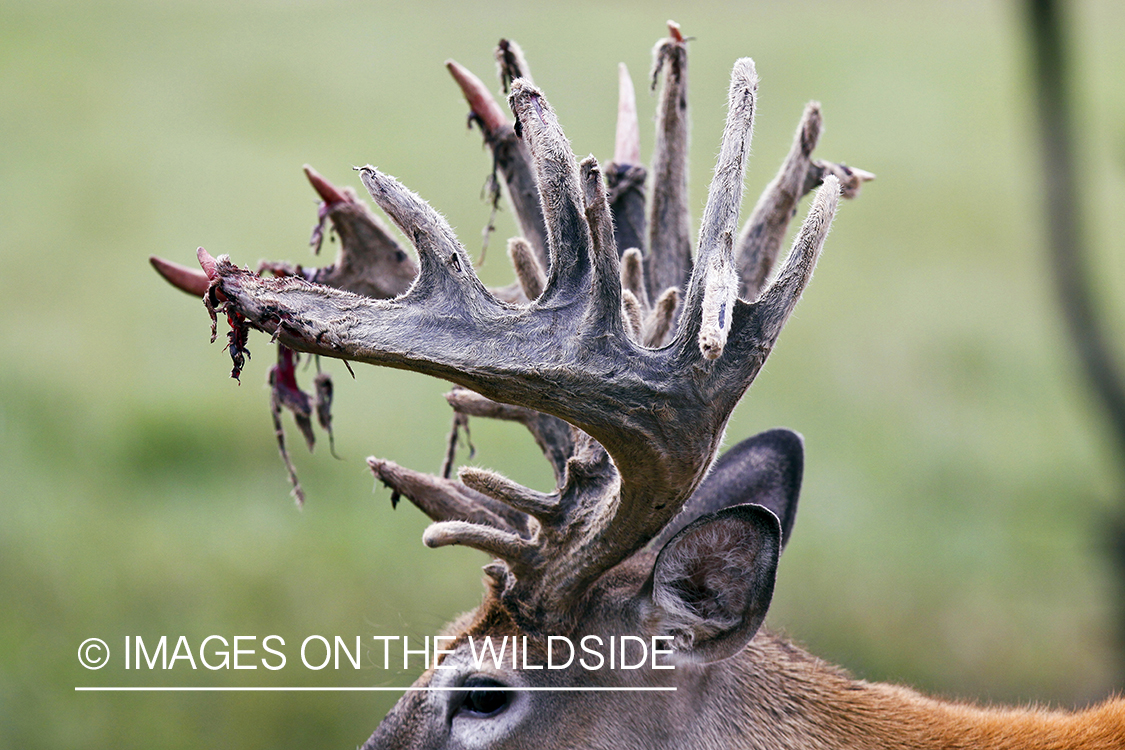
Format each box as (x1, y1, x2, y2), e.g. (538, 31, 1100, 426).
(653, 428, 803, 551)
(700, 429, 803, 549)
(645, 504, 780, 664)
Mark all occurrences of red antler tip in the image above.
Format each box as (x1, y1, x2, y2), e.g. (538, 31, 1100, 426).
(196, 247, 219, 281)
(150, 254, 211, 297)
(303, 164, 351, 206)
(446, 58, 510, 136)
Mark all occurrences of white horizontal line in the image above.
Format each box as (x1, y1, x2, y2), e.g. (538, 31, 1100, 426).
(75, 686, 677, 692)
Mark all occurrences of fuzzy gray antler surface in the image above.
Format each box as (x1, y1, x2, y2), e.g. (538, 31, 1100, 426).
(158, 23, 871, 630)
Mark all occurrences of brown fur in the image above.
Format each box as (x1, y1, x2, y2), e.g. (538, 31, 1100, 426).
(410, 568, 1125, 750)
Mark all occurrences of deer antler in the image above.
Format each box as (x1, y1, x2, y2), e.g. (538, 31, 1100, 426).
(646, 21, 693, 301)
(197, 48, 842, 627)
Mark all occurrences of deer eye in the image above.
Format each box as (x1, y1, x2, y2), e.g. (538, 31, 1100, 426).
(457, 676, 511, 718)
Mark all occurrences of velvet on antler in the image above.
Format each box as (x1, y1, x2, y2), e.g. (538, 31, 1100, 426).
(155, 23, 871, 630)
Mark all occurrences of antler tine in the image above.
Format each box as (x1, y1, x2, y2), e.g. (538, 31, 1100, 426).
(613, 62, 641, 166)
(158, 167, 418, 508)
(735, 104, 874, 301)
(444, 387, 574, 485)
(496, 38, 534, 92)
(460, 467, 560, 524)
(357, 166, 490, 304)
(368, 456, 528, 534)
(607, 63, 648, 261)
(683, 58, 758, 361)
(621, 290, 644, 342)
(150, 255, 213, 298)
(302, 166, 418, 299)
(446, 57, 549, 268)
(735, 103, 821, 300)
(724, 176, 840, 389)
(445, 59, 509, 136)
(643, 286, 679, 347)
(808, 161, 875, 199)
(580, 156, 624, 328)
(620, 248, 649, 309)
(423, 520, 539, 568)
(506, 236, 546, 301)
(305, 162, 352, 207)
(508, 80, 596, 307)
(370, 378, 587, 573)
(646, 22, 692, 301)
(755, 177, 839, 334)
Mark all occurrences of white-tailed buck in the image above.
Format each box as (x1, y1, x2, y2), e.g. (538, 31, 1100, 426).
(154, 21, 1124, 750)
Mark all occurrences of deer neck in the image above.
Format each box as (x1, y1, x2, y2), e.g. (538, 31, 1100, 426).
(687, 631, 1125, 750)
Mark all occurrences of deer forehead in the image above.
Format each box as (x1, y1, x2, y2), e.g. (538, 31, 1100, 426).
(442, 554, 656, 656)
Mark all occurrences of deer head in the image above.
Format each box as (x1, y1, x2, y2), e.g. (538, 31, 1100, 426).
(156, 21, 890, 750)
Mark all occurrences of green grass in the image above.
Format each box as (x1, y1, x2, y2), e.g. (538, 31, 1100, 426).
(2, 1, 1124, 747)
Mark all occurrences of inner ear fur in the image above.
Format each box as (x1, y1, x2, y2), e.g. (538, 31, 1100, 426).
(645, 504, 781, 664)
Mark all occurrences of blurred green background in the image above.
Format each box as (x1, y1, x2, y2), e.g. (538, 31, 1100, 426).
(2, 0, 1124, 747)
